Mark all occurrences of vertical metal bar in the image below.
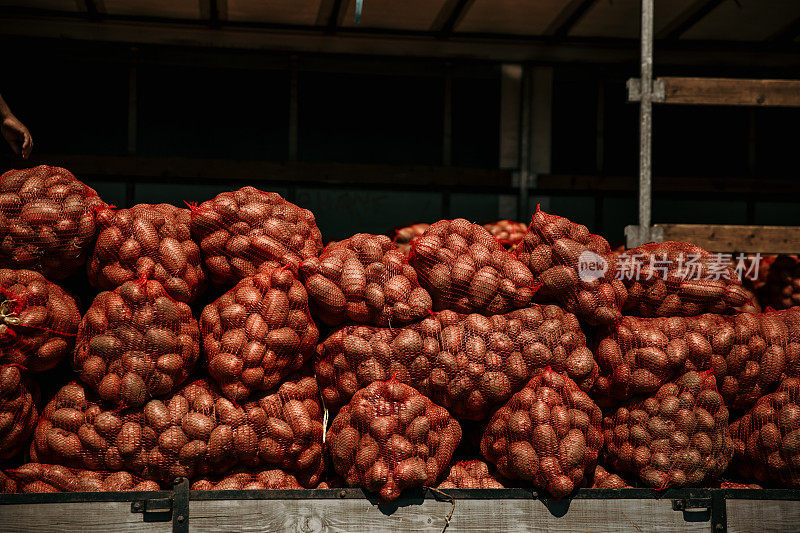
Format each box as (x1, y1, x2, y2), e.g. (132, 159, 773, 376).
(518, 66, 532, 222)
(638, 0, 655, 244)
(443, 62, 453, 166)
(127, 63, 137, 156)
(288, 55, 299, 162)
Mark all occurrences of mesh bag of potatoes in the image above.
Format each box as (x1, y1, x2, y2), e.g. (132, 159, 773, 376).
(189, 187, 323, 286)
(618, 241, 751, 317)
(299, 234, 432, 327)
(89, 203, 207, 303)
(483, 220, 527, 251)
(0, 268, 80, 372)
(191, 467, 303, 490)
(5, 463, 160, 492)
(30, 374, 324, 486)
(729, 378, 800, 487)
(327, 377, 462, 502)
(437, 459, 505, 489)
(408, 218, 536, 315)
(0, 165, 106, 279)
(602, 371, 733, 488)
(0, 363, 38, 460)
(315, 306, 598, 421)
(73, 278, 201, 408)
(479, 368, 603, 499)
(200, 264, 319, 402)
(515, 207, 625, 326)
(392, 223, 429, 257)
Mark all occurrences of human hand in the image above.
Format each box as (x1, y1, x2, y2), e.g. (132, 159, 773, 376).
(1, 115, 33, 159)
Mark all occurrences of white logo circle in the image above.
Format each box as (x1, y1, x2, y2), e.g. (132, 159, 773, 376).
(577, 250, 608, 282)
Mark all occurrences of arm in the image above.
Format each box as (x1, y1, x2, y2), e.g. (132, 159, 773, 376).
(0, 95, 33, 159)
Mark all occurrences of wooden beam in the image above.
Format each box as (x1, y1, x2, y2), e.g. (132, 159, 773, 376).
(544, 0, 601, 39)
(655, 224, 800, 253)
(768, 14, 800, 43)
(0, 154, 513, 190)
(657, 0, 725, 40)
(430, 0, 475, 36)
(657, 77, 800, 107)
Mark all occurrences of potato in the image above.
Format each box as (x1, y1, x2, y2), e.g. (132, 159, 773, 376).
(88, 204, 207, 303)
(6, 463, 162, 492)
(316, 306, 597, 420)
(74, 279, 200, 408)
(514, 207, 621, 326)
(0, 166, 106, 279)
(0, 364, 38, 459)
(588, 465, 631, 489)
(603, 371, 733, 488)
(327, 378, 461, 502)
(201, 265, 319, 401)
(480, 369, 602, 498)
(392, 223, 430, 257)
(299, 234, 432, 327)
(729, 378, 800, 487)
(189, 187, 323, 286)
(0, 269, 80, 372)
(409, 219, 534, 314)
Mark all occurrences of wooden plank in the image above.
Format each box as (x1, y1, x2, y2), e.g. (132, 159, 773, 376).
(727, 499, 800, 533)
(655, 224, 800, 253)
(0, 155, 513, 190)
(189, 497, 709, 532)
(0, 501, 169, 533)
(660, 77, 800, 107)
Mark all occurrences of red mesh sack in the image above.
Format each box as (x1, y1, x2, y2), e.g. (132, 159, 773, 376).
(0, 470, 17, 493)
(188, 187, 323, 286)
(619, 242, 750, 317)
(240, 368, 325, 488)
(479, 369, 603, 498)
(6, 463, 160, 492)
(315, 306, 598, 421)
(315, 474, 346, 489)
(327, 377, 462, 502)
(515, 207, 625, 326)
(762, 255, 800, 310)
(31, 376, 324, 486)
(392, 223, 429, 257)
(730, 378, 800, 487)
(73, 278, 200, 408)
(0, 364, 38, 459)
(191, 467, 303, 490)
(718, 480, 762, 489)
(299, 234, 433, 327)
(589, 465, 631, 489)
(483, 220, 527, 251)
(200, 265, 319, 402)
(409, 218, 535, 314)
(0, 166, 106, 279)
(88, 203, 207, 303)
(437, 459, 505, 489)
(594, 309, 800, 410)
(0, 269, 80, 372)
(603, 371, 733, 488)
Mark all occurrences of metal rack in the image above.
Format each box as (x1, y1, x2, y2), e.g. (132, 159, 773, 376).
(625, 0, 800, 252)
(1, 479, 799, 533)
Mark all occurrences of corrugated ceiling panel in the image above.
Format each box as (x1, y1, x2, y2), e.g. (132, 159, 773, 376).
(457, 0, 570, 36)
(226, 0, 322, 25)
(103, 0, 199, 19)
(340, 0, 448, 31)
(0, 0, 78, 11)
(683, 0, 800, 41)
(570, 0, 697, 38)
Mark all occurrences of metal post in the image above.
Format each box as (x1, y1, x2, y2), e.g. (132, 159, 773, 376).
(638, 0, 654, 244)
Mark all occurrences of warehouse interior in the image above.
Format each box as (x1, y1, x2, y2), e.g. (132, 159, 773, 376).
(1, 0, 800, 244)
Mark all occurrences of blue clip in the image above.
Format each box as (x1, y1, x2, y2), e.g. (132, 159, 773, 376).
(355, 0, 363, 23)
